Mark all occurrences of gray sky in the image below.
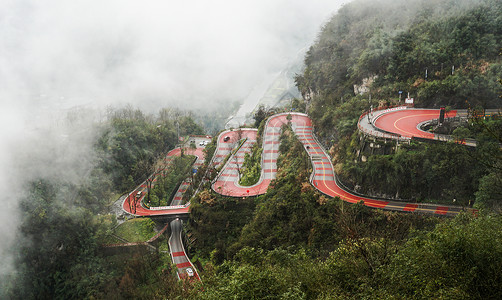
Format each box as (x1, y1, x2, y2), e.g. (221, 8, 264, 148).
(1, 0, 342, 113)
(0, 0, 344, 279)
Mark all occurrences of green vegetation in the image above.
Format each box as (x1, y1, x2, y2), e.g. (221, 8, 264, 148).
(297, 0, 501, 109)
(148, 155, 195, 206)
(239, 143, 262, 186)
(96, 107, 203, 193)
(113, 218, 156, 243)
(189, 190, 257, 261)
(344, 141, 484, 206)
(191, 214, 502, 299)
(109, 252, 187, 299)
(470, 114, 502, 212)
(95, 214, 120, 244)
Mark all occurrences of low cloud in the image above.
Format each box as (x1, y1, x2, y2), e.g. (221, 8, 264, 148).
(1, 0, 342, 113)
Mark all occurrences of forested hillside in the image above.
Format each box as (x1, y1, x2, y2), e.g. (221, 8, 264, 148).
(296, 0, 502, 210)
(296, 0, 501, 109)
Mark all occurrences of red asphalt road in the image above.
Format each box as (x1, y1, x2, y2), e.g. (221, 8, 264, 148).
(211, 128, 258, 169)
(213, 112, 463, 216)
(120, 144, 207, 282)
(212, 114, 310, 196)
(374, 108, 457, 138)
(169, 219, 201, 281)
(121, 147, 205, 216)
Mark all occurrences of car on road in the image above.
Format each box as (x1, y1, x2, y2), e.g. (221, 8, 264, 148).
(186, 267, 194, 277)
(223, 136, 230, 142)
(199, 141, 204, 146)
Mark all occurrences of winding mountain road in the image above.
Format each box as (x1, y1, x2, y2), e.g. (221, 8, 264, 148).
(212, 112, 465, 216)
(122, 107, 480, 281)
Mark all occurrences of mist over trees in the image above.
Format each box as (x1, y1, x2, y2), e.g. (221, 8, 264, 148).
(96, 107, 204, 191)
(1, 0, 502, 298)
(296, 0, 501, 109)
(1, 107, 204, 298)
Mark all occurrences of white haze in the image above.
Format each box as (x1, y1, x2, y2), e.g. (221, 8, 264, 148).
(0, 0, 344, 281)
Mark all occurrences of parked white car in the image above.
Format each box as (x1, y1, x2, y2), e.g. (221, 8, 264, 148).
(186, 267, 194, 277)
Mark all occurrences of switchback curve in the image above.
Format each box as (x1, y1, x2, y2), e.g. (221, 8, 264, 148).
(212, 112, 467, 216)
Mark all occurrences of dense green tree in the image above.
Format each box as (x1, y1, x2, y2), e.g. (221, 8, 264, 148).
(239, 145, 262, 186)
(96, 107, 203, 192)
(10, 180, 111, 299)
(383, 214, 502, 299)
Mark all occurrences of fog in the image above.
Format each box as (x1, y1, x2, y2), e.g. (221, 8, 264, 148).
(0, 0, 344, 281)
(1, 0, 343, 114)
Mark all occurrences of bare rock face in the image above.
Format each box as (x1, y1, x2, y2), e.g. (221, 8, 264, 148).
(353, 75, 377, 95)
